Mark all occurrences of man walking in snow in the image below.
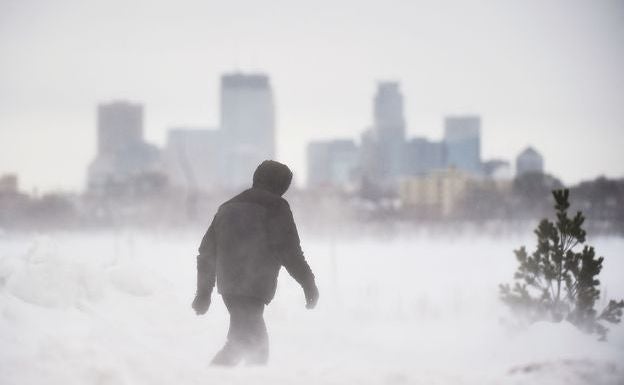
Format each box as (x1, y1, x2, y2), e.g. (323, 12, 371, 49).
(192, 160, 319, 366)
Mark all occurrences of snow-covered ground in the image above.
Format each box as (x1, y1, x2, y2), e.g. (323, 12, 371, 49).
(0, 230, 623, 385)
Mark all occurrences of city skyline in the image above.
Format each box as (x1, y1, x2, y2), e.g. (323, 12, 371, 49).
(85, 78, 545, 196)
(1, 0, 623, 192)
(0, 75, 611, 193)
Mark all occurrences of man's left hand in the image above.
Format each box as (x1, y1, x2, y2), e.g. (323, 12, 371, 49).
(192, 295, 211, 315)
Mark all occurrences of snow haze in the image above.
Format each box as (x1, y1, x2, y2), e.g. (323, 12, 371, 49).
(1, 231, 623, 384)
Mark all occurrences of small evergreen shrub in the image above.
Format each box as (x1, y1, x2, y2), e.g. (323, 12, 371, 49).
(500, 189, 624, 340)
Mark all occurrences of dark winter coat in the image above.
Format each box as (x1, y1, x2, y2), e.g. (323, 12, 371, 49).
(196, 161, 315, 304)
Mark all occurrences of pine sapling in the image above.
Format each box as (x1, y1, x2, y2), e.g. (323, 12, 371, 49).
(500, 189, 624, 340)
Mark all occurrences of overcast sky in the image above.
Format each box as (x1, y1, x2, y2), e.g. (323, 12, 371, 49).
(1, 0, 623, 192)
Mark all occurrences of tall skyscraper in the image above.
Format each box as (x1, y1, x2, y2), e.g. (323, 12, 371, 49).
(374, 82, 406, 136)
(360, 82, 407, 190)
(516, 146, 544, 176)
(373, 82, 406, 180)
(444, 116, 481, 175)
(220, 73, 275, 189)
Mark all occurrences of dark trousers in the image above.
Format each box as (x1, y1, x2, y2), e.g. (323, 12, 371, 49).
(211, 295, 269, 366)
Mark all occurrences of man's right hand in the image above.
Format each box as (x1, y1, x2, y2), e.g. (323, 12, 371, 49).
(192, 294, 211, 315)
(303, 282, 319, 309)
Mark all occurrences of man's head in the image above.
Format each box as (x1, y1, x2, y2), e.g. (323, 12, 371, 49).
(252, 160, 293, 196)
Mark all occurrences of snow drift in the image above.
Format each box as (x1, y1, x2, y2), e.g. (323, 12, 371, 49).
(0, 231, 622, 385)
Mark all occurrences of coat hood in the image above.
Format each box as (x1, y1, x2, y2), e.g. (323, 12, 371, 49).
(252, 160, 293, 196)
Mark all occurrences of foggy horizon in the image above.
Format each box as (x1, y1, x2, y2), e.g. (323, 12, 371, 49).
(2, 2, 624, 383)
(1, 0, 623, 193)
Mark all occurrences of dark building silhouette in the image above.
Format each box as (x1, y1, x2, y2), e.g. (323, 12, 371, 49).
(0, 174, 18, 194)
(516, 146, 544, 176)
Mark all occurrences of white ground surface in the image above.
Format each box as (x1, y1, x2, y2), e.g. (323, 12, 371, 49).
(0, 230, 623, 385)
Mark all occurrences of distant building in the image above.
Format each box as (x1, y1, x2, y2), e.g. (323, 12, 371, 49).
(404, 137, 446, 176)
(374, 82, 406, 135)
(360, 82, 407, 189)
(399, 168, 472, 217)
(220, 73, 275, 189)
(359, 129, 380, 184)
(482, 159, 512, 180)
(97, 101, 143, 156)
(307, 139, 359, 189)
(0, 173, 27, 226)
(374, 82, 406, 179)
(516, 146, 544, 176)
(0, 174, 18, 194)
(87, 101, 163, 192)
(444, 116, 481, 175)
(164, 128, 223, 193)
